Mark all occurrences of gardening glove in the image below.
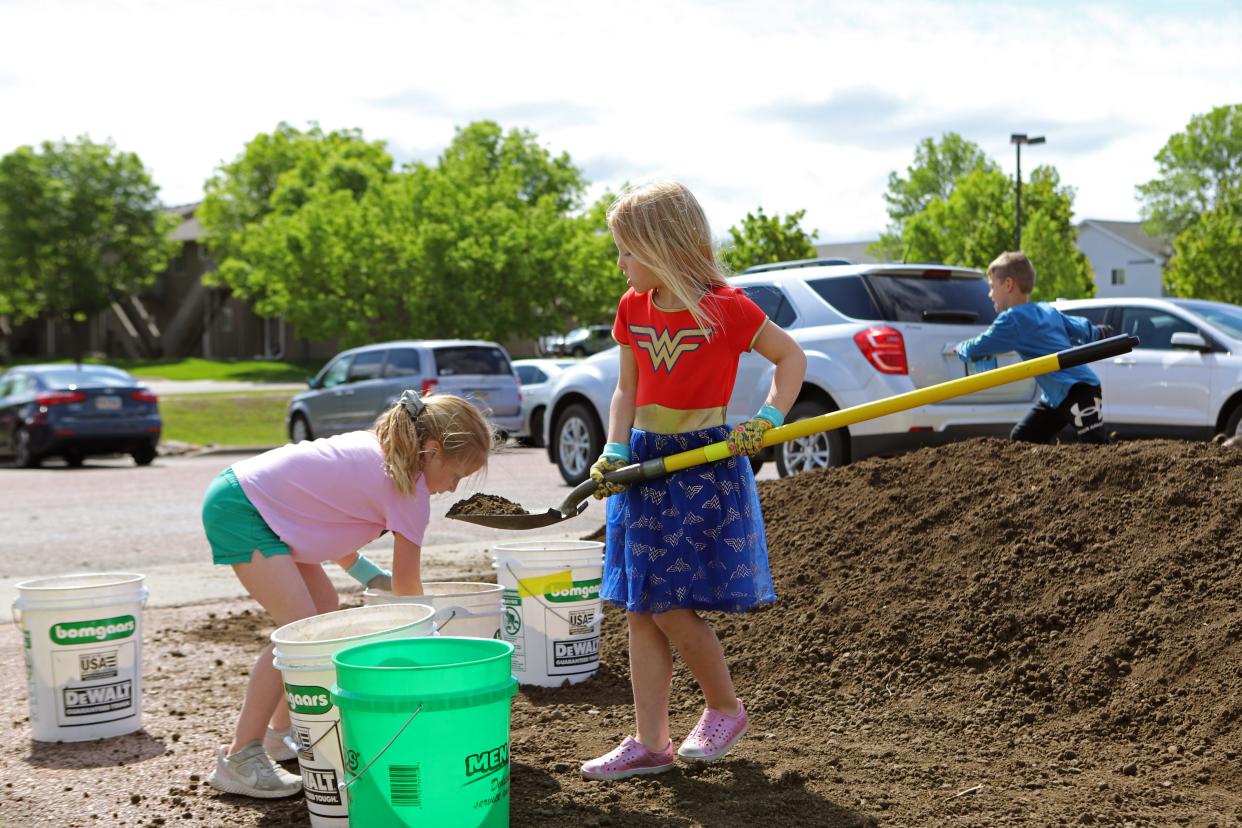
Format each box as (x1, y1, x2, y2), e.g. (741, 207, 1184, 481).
(590, 442, 631, 500)
(727, 405, 783, 457)
(346, 554, 392, 591)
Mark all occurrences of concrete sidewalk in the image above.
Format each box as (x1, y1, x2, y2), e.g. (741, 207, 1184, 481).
(2, 529, 595, 608)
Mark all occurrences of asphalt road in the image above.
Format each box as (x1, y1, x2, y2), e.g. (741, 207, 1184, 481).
(1, 445, 778, 606)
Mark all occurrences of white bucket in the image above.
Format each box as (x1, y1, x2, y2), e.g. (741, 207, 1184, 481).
(361, 581, 504, 640)
(12, 572, 148, 742)
(490, 540, 604, 688)
(271, 604, 436, 828)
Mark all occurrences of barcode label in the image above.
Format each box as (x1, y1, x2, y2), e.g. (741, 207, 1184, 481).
(389, 764, 421, 806)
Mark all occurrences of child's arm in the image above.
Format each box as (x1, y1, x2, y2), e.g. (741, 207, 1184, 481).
(591, 347, 637, 498)
(332, 551, 393, 592)
(728, 324, 806, 456)
(390, 532, 424, 596)
(956, 312, 1020, 360)
(1061, 313, 1103, 345)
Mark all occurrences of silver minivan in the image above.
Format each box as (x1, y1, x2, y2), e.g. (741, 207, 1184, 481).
(286, 340, 523, 442)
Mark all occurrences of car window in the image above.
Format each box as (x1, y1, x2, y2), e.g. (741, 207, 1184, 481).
(1179, 301, 1242, 339)
(434, 346, 512, 376)
(516, 365, 547, 384)
(383, 348, 421, 378)
(320, 355, 352, 388)
(804, 276, 882, 321)
(0, 375, 12, 397)
(741, 285, 798, 328)
(36, 368, 136, 388)
(864, 274, 997, 325)
(1064, 306, 1110, 325)
(348, 351, 386, 382)
(1119, 307, 1199, 350)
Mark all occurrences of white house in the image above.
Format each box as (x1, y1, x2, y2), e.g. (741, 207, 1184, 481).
(817, 219, 1170, 298)
(1075, 219, 1170, 299)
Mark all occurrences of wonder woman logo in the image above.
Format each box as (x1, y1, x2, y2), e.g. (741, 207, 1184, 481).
(629, 325, 708, 373)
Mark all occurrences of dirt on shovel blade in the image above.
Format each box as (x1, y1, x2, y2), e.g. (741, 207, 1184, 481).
(446, 492, 530, 516)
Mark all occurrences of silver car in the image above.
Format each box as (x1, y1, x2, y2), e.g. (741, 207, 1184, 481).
(286, 340, 523, 442)
(512, 358, 578, 447)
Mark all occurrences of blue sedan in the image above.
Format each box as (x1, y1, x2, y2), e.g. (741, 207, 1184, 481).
(0, 364, 162, 468)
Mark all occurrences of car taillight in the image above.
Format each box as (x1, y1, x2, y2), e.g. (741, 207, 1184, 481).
(853, 326, 908, 375)
(36, 390, 87, 406)
(131, 390, 158, 403)
(421, 379, 439, 395)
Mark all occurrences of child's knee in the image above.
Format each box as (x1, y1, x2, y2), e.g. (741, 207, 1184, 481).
(650, 608, 698, 634)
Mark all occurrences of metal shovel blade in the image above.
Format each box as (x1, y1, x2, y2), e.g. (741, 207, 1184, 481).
(446, 499, 590, 530)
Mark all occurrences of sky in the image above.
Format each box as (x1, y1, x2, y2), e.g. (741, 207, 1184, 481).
(1, 0, 1240, 244)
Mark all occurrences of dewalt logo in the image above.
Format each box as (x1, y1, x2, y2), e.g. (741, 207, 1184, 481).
(284, 684, 332, 715)
(50, 616, 136, 645)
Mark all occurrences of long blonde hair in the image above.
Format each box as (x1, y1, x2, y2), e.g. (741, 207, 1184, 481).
(373, 392, 494, 496)
(607, 180, 728, 333)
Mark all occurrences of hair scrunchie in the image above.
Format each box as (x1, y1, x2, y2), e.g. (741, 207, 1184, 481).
(398, 389, 426, 419)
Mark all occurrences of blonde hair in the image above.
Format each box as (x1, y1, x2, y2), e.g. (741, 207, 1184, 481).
(373, 393, 495, 496)
(607, 180, 728, 333)
(988, 251, 1037, 294)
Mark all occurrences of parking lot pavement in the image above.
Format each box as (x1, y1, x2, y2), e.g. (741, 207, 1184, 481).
(6, 445, 762, 607)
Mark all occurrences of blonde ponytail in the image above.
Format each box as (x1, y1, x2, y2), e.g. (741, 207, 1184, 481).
(374, 392, 495, 496)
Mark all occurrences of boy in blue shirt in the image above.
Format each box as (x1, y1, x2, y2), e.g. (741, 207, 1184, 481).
(956, 251, 1110, 444)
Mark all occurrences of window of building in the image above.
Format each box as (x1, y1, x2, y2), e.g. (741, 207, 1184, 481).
(1111, 268, 1126, 286)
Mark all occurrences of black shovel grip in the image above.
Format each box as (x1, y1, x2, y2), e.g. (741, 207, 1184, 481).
(1057, 334, 1138, 370)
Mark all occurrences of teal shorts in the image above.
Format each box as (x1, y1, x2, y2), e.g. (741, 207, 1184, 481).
(202, 467, 291, 565)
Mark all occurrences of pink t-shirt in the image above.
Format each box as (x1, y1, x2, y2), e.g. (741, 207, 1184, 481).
(230, 431, 430, 564)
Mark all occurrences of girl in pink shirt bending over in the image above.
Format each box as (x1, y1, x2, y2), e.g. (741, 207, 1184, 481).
(200, 390, 493, 798)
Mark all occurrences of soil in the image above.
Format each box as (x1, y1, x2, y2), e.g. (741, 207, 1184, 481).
(447, 492, 530, 517)
(3, 438, 1241, 826)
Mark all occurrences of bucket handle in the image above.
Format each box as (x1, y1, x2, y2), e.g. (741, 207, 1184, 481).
(10, 604, 20, 629)
(432, 605, 504, 634)
(336, 703, 424, 794)
(502, 562, 603, 632)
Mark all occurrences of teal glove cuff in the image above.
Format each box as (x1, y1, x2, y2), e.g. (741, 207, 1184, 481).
(602, 442, 631, 462)
(756, 404, 785, 428)
(346, 554, 389, 587)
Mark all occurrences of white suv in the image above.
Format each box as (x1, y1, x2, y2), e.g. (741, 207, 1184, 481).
(543, 263, 1042, 484)
(1053, 297, 1242, 439)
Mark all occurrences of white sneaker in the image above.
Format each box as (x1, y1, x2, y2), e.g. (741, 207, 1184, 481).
(207, 741, 303, 799)
(263, 725, 299, 762)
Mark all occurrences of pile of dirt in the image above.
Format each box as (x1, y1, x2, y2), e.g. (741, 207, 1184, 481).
(4, 439, 1240, 826)
(447, 492, 530, 516)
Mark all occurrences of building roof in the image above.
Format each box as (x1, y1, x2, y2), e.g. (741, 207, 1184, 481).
(815, 240, 879, 264)
(1078, 219, 1171, 263)
(164, 202, 203, 243)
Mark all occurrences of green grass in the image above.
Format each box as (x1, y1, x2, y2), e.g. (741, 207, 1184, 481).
(159, 391, 291, 447)
(9, 356, 321, 383)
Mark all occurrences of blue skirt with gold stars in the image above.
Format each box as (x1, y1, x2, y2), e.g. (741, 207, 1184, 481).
(601, 426, 776, 614)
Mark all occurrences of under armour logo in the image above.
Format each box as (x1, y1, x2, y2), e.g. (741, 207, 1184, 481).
(629, 325, 708, 373)
(1070, 396, 1103, 429)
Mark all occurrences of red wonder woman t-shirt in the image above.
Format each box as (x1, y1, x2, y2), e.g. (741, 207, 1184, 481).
(612, 285, 768, 410)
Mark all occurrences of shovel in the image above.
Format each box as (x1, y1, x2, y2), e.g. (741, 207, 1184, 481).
(452, 334, 1138, 530)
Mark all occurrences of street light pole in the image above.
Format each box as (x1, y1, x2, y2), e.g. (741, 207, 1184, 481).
(1010, 133, 1045, 250)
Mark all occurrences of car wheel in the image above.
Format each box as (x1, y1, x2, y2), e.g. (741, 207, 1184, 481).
(775, 400, 848, 477)
(13, 427, 41, 468)
(132, 444, 157, 466)
(528, 407, 546, 449)
(554, 402, 603, 485)
(290, 414, 313, 443)
(64, 452, 84, 468)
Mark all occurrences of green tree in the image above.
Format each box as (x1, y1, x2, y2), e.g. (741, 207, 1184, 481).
(1137, 104, 1242, 239)
(1163, 184, 1242, 303)
(0, 137, 177, 333)
(900, 165, 1094, 301)
(719, 207, 817, 273)
(870, 133, 994, 261)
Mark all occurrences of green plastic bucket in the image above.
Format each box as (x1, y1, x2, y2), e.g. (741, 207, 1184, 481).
(332, 637, 517, 827)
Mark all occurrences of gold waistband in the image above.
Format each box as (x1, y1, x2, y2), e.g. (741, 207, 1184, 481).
(633, 404, 726, 434)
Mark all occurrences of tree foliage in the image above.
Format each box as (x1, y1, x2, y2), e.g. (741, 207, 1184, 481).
(200, 120, 618, 346)
(869, 133, 994, 261)
(1163, 184, 1242, 303)
(719, 207, 817, 273)
(1137, 104, 1242, 239)
(899, 165, 1094, 301)
(0, 137, 177, 323)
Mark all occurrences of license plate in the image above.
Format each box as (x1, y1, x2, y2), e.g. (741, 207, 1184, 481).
(95, 396, 122, 411)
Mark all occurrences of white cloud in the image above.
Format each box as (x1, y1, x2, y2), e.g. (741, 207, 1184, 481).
(1, 0, 1240, 240)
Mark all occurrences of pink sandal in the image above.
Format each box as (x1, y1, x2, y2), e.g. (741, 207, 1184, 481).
(677, 699, 748, 762)
(581, 736, 675, 781)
